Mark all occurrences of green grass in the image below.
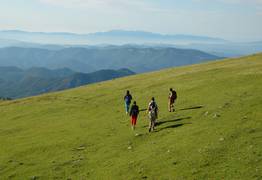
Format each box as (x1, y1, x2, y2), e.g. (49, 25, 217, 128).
(0, 54, 262, 179)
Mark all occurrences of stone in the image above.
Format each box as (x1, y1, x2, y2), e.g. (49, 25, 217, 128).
(219, 137, 225, 141)
(76, 145, 86, 151)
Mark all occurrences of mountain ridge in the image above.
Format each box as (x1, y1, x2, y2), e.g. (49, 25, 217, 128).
(0, 46, 221, 73)
(0, 29, 227, 45)
(0, 66, 135, 98)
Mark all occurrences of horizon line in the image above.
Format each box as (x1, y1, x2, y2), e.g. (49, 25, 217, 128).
(0, 28, 226, 40)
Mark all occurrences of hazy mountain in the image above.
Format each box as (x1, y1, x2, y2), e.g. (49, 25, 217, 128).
(86, 30, 227, 45)
(0, 66, 135, 98)
(176, 42, 262, 57)
(0, 46, 221, 73)
(0, 38, 26, 47)
(0, 97, 12, 101)
(0, 30, 227, 45)
(0, 38, 66, 50)
(1, 30, 261, 57)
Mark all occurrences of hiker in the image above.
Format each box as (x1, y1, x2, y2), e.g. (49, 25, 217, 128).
(129, 101, 139, 130)
(168, 88, 177, 112)
(124, 90, 132, 114)
(147, 97, 158, 132)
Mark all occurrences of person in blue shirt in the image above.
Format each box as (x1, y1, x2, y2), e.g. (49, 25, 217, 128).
(124, 90, 132, 114)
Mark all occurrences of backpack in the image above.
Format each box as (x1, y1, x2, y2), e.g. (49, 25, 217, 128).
(149, 102, 157, 119)
(149, 101, 157, 112)
(171, 90, 177, 100)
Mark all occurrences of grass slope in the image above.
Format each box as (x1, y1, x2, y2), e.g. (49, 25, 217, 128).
(0, 54, 261, 179)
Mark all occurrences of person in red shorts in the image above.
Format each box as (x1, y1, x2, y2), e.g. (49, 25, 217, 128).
(129, 101, 139, 130)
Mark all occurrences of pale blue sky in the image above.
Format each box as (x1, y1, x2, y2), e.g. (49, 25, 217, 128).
(0, 0, 262, 41)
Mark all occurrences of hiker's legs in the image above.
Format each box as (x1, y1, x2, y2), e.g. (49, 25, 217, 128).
(133, 116, 137, 130)
(148, 112, 156, 132)
(169, 100, 175, 112)
(148, 119, 152, 132)
(131, 116, 137, 130)
(172, 100, 176, 111)
(132, 116, 137, 125)
(134, 116, 137, 126)
(125, 103, 128, 113)
(125, 102, 130, 113)
(168, 100, 172, 112)
(152, 118, 155, 130)
(131, 116, 133, 125)
(149, 118, 155, 132)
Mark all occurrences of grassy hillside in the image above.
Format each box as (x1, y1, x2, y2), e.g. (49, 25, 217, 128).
(0, 54, 261, 179)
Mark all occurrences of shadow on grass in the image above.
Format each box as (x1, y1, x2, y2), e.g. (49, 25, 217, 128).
(155, 122, 192, 132)
(156, 117, 191, 126)
(179, 105, 204, 111)
(142, 116, 191, 128)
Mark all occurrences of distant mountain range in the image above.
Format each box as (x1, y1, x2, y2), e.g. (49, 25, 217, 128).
(1, 29, 260, 100)
(0, 46, 221, 73)
(0, 66, 134, 98)
(0, 97, 12, 101)
(0, 30, 262, 57)
(175, 41, 262, 57)
(0, 30, 227, 45)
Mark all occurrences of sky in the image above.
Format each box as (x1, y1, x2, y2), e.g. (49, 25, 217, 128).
(0, 0, 262, 41)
